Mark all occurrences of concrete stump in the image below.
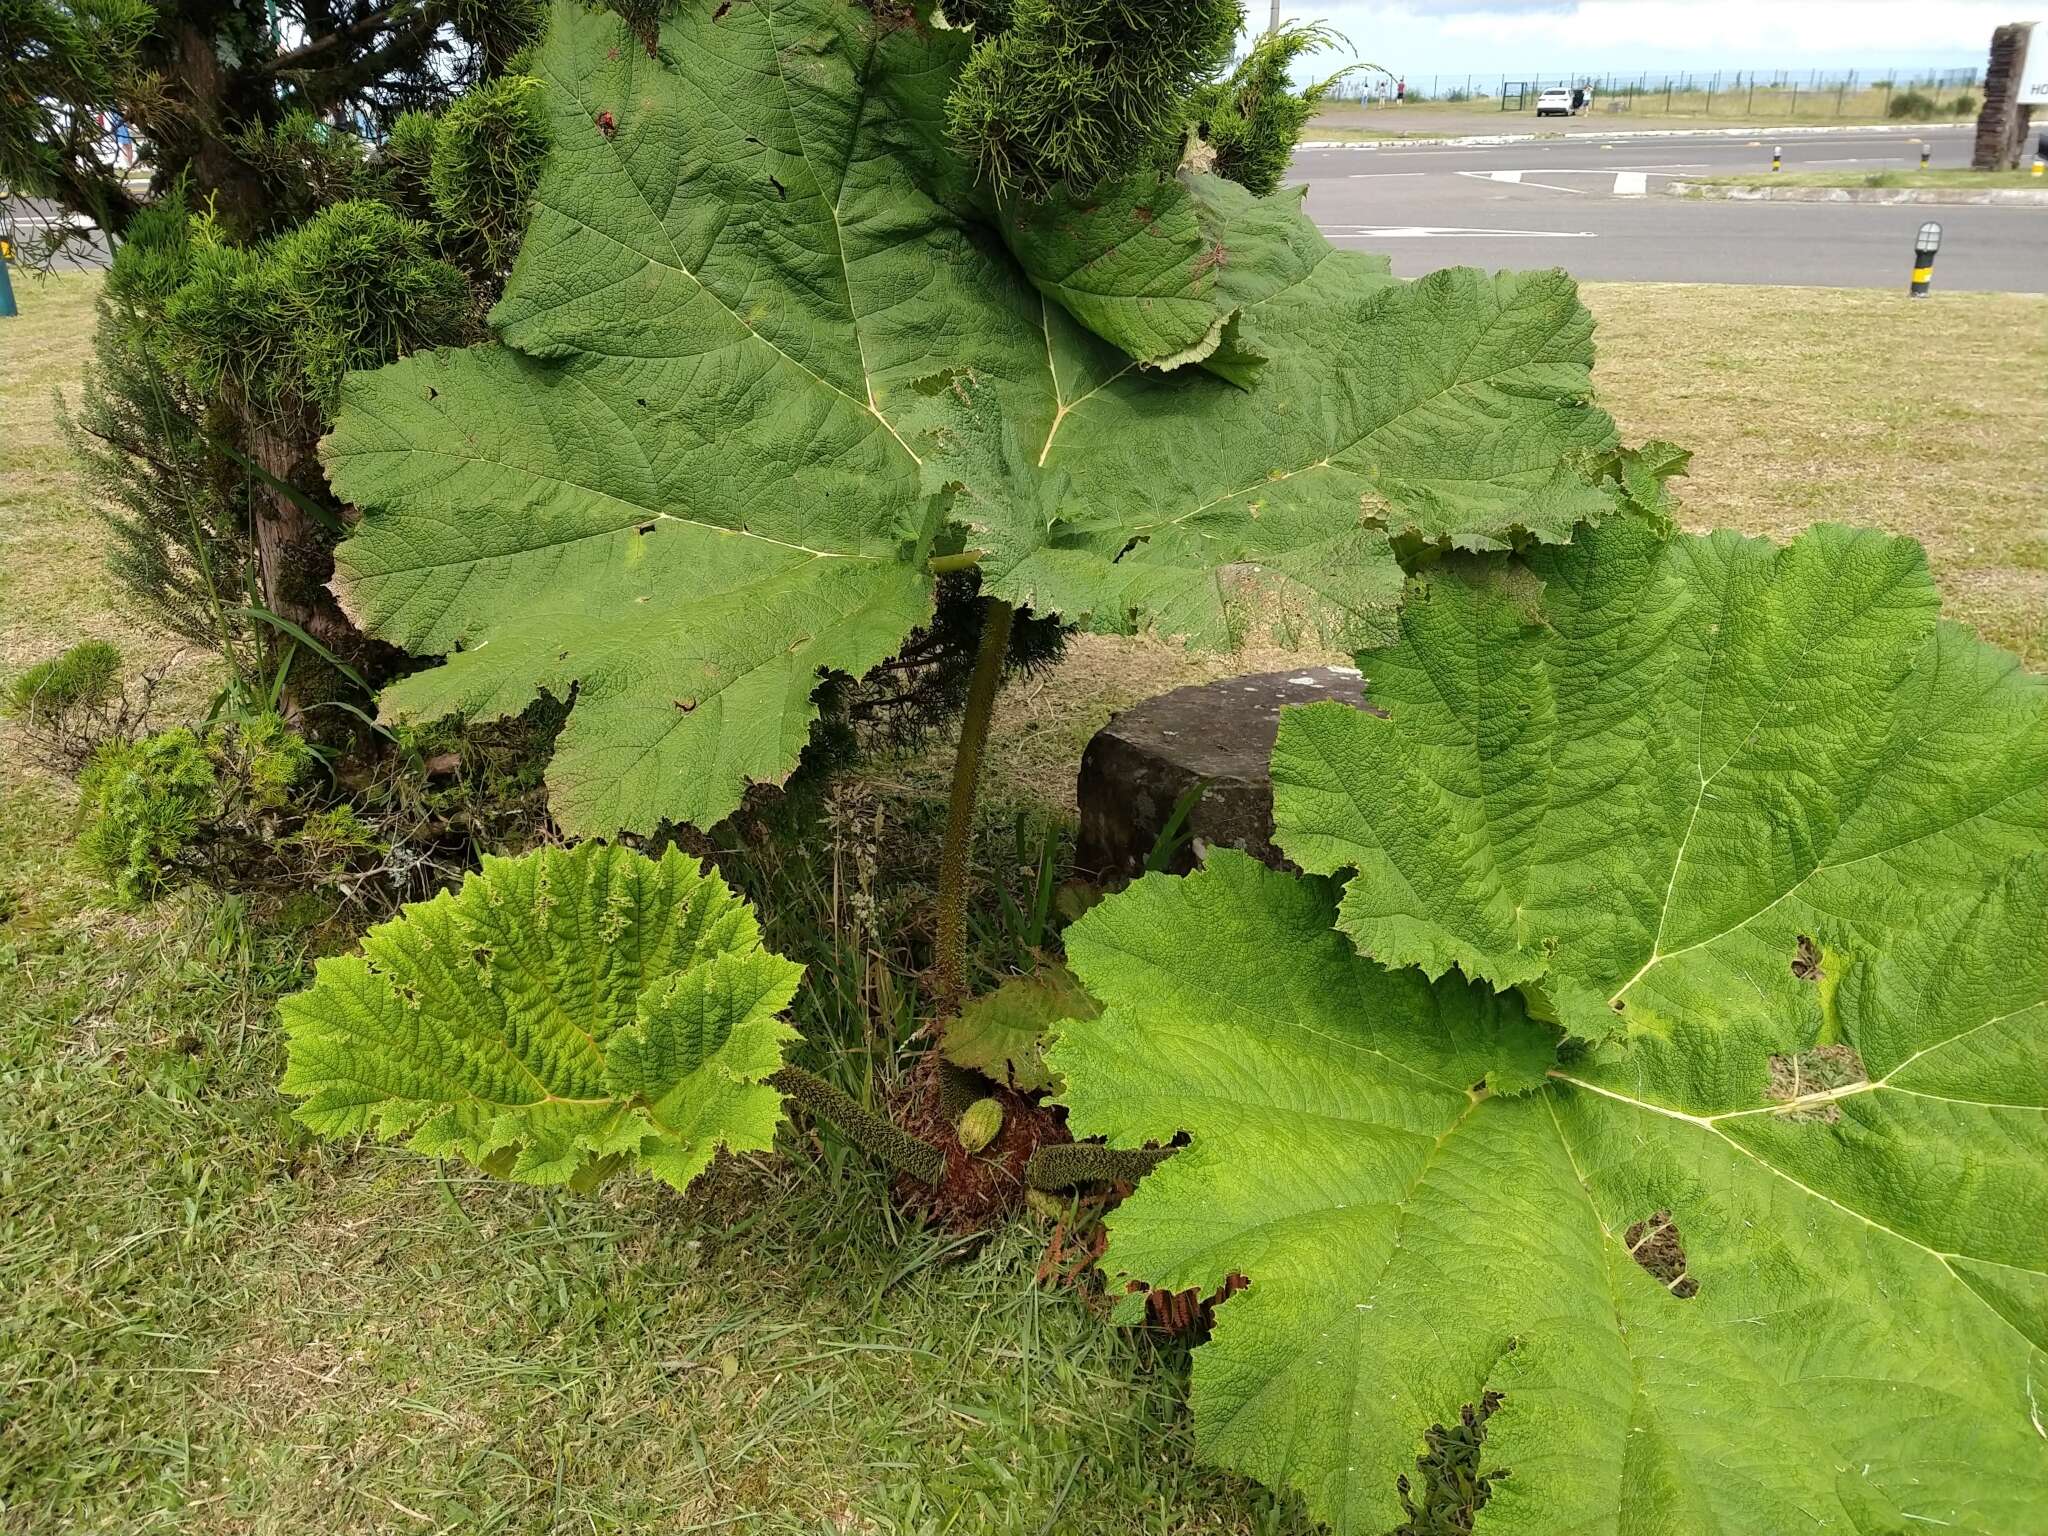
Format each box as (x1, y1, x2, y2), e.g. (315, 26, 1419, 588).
(1075, 666, 1381, 881)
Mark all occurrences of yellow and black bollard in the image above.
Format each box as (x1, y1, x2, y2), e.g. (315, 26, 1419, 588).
(1909, 221, 1941, 298)
(1772, 145, 1782, 173)
(1919, 145, 1931, 171)
(2033, 155, 2045, 180)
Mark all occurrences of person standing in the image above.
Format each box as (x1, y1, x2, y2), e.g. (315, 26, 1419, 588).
(1397, 77, 1406, 104)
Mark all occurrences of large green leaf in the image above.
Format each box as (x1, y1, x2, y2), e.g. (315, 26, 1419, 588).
(323, 0, 1619, 837)
(1050, 517, 2048, 1533)
(1273, 514, 2048, 1042)
(280, 843, 801, 1191)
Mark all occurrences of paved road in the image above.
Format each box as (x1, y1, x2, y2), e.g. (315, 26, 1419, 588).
(13, 125, 2041, 292)
(1291, 125, 2048, 291)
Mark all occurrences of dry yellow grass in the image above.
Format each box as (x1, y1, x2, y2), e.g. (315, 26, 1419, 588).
(1586, 282, 2047, 664)
(0, 275, 135, 679)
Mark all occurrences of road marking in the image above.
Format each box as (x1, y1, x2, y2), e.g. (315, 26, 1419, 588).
(1455, 169, 1591, 195)
(1319, 225, 1598, 240)
(1346, 172, 1427, 178)
(1447, 163, 1736, 196)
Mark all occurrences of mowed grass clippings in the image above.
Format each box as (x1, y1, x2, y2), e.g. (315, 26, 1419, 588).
(5, 268, 2047, 1533)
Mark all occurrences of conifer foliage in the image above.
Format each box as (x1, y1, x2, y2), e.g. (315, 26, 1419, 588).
(945, 0, 1240, 200)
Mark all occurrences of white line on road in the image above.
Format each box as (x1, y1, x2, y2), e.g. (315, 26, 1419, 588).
(1456, 170, 1592, 195)
(1346, 172, 1427, 178)
(1613, 172, 1648, 196)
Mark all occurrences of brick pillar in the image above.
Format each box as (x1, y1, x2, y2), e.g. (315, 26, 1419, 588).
(1973, 22, 2035, 170)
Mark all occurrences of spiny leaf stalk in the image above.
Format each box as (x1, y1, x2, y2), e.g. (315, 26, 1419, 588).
(770, 1066, 946, 1184)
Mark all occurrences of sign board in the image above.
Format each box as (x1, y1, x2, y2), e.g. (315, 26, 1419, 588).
(2021, 21, 2048, 104)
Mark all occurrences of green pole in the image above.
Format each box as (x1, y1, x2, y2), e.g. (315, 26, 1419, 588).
(0, 258, 16, 319)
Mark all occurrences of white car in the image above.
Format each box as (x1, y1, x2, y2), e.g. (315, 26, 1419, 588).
(1536, 88, 1578, 117)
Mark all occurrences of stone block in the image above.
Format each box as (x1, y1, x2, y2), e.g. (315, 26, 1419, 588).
(1075, 666, 1381, 881)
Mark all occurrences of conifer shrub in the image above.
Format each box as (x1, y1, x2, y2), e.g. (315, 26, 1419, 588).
(3, 640, 162, 773)
(6, 640, 122, 724)
(1189, 24, 1357, 195)
(269, 201, 475, 413)
(76, 728, 224, 904)
(948, 0, 1242, 199)
(381, 110, 444, 222)
(428, 73, 551, 271)
(228, 109, 380, 228)
(159, 202, 472, 420)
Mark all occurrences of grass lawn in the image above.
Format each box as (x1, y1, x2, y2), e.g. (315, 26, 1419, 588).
(4, 269, 2045, 1533)
(1688, 169, 2046, 189)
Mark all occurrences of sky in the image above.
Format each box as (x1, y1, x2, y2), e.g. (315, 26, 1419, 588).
(1273, 2, 2027, 83)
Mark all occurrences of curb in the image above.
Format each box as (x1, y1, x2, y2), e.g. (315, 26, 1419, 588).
(1297, 122, 1972, 152)
(1669, 182, 2048, 206)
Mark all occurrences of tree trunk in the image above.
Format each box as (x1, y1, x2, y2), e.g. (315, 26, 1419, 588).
(151, 20, 277, 239)
(243, 416, 396, 720)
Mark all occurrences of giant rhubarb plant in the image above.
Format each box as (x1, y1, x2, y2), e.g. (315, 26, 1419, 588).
(1049, 512, 2048, 1531)
(321, 0, 1621, 843)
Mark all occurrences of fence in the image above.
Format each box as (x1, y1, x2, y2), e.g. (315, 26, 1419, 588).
(1324, 66, 1985, 121)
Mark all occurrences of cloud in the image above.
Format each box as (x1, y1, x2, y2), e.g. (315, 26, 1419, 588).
(1288, 1, 2004, 74)
(1433, 1, 2008, 52)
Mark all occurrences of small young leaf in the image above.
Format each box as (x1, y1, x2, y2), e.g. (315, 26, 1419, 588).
(280, 843, 801, 1192)
(941, 963, 1099, 1093)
